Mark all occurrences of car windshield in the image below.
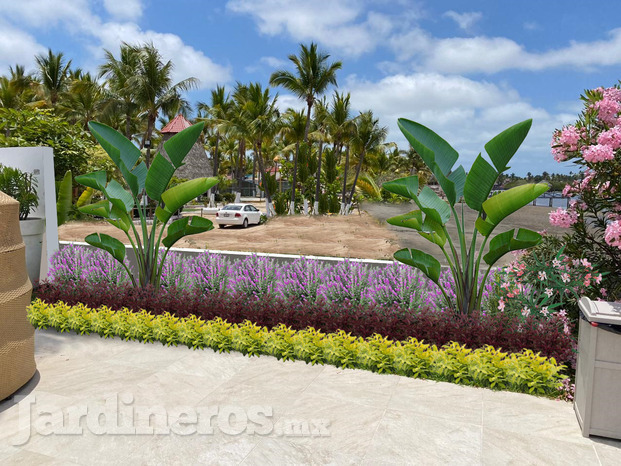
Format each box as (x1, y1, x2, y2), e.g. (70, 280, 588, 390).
(222, 205, 242, 211)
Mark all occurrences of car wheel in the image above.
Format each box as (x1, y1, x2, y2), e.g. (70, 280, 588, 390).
(218, 224, 225, 229)
(243, 218, 248, 228)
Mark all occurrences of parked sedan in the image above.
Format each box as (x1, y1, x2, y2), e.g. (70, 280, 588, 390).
(215, 204, 262, 228)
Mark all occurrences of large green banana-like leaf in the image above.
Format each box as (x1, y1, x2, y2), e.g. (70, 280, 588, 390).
(104, 179, 135, 213)
(448, 166, 466, 202)
(398, 119, 458, 205)
(464, 155, 498, 212)
(484, 119, 532, 173)
(156, 177, 218, 223)
(88, 121, 141, 196)
(398, 119, 458, 174)
(131, 161, 147, 194)
(394, 248, 441, 284)
(145, 153, 176, 201)
(387, 210, 446, 246)
(419, 216, 447, 246)
(162, 216, 214, 248)
(89, 121, 142, 168)
(483, 228, 542, 265)
(56, 170, 72, 227)
(475, 183, 549, 236)
(75, 171, 107, 191)
(382, 176, 419, 200)
(417, 186, 451, 224)
(163, 122, 205, 168)
(387, 210, 423, 230)
(79, 201, 132, 232)
(78, 199, 111, 217)
(85, 233, 126, 265)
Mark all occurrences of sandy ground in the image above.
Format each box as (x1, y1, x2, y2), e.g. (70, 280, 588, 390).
(58, 201, 565, 264)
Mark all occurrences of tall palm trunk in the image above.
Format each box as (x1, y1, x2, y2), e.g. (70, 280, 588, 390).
(255, 143, 274, 217)
(313, 140, 324, 215)
(340, 145, 350, 214)
(125, 111, 132, 139)
(304, 100, 312, 141)
(212, 132, 220, 194)
(290, 141, 300, 215)
(348, 148, 366, 214)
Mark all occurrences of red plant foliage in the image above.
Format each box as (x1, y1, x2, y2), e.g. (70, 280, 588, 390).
(35, 280, 576, 365)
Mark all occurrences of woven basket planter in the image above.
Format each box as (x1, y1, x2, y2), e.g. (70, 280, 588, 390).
(0, 190, 35, 400)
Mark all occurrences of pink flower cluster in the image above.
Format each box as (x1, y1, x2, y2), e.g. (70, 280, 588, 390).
(582, 144, 615, 163)
(549, 207, 579, 228)
(551, 125, 581, 162)
(605, 220, 621, 249)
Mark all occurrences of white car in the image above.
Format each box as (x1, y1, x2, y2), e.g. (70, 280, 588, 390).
(215, 204, 262, 228)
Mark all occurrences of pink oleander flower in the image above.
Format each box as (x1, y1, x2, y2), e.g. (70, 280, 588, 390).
(552, 258, 562, 268)
(597, 126, 621, 149)
(538, 271, 547, 280)
(583, 144, 615, 163)
(541, 306, 549, 317)
(581, 258, 592, 268)
(601, 287, 608, 296)
(545, 288, 554, 297)
(594, 98, 621, 125)
(558, 125, 581, 150)
(603, 87, 621, 102)
(521, 307, 531, 317)
(595, 274, 602, 284)
(497, 297, 505, 312)
(561, 273, 570, 283)
(605, 220, 621, 248)
(549, 207, 579, 228)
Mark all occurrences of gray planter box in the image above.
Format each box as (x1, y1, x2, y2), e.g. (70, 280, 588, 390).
(575, 297, 621, 439)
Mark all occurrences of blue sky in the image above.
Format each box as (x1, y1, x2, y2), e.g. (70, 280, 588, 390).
(1, 0, 621, 175)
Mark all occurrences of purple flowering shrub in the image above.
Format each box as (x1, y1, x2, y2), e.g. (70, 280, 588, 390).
(188, 252, 230, 294)
(229, 255, 275, 298)
(41, 248, 577, 366)
(48, 245, 131, 286)
(276, 257, 325, 302)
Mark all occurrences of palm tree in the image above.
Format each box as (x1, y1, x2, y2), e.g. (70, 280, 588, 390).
(280, 109, 307, 214)
(270, 42, 341, 208)
(197, 85, 232, 183)
(311, 98, 330, 214)
(237, 82, 281, 216)
(346, 111, 388, 214)
(34, 49, 72, 107)
(129, 42, 198, 167)
(59, 71, 105, 129)
(99, 43, 142, 139)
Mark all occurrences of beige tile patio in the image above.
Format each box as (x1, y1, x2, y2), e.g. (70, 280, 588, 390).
(361, 408, 483, 465)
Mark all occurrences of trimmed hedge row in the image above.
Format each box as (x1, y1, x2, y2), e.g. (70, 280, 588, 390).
(28, 299, 567, 396)
(34, 280, 577, 366)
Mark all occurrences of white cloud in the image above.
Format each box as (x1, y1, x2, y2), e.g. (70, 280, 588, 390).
(443, 10, 482, 33)
(0, 20, 47, 73)
(260, 56, 289, 68)
(343, 73, 568, 174)
(102, 0, 143, 21)
(0, 0, 230, 89)
(93, 23, 232, 88)
(390, 27, 621, 74)
(0, 0, 98, 31)
(226, 0, 396, 57)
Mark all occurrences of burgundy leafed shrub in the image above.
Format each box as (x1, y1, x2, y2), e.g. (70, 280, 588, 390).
(35, 280, 576, 365)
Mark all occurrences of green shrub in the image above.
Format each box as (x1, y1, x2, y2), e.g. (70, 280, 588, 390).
(28, 299, 567, 396)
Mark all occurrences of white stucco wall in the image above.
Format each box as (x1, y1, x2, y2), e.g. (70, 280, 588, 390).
(0, 147, 59, 278)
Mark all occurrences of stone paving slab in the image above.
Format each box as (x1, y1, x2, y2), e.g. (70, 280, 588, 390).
(0, 329, 620, 465)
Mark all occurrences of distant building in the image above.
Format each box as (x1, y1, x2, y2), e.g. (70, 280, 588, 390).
(157, 114, 212, 180)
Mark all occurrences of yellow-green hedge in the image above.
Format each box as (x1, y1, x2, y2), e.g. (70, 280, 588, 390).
(28, 299, 567, 396)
